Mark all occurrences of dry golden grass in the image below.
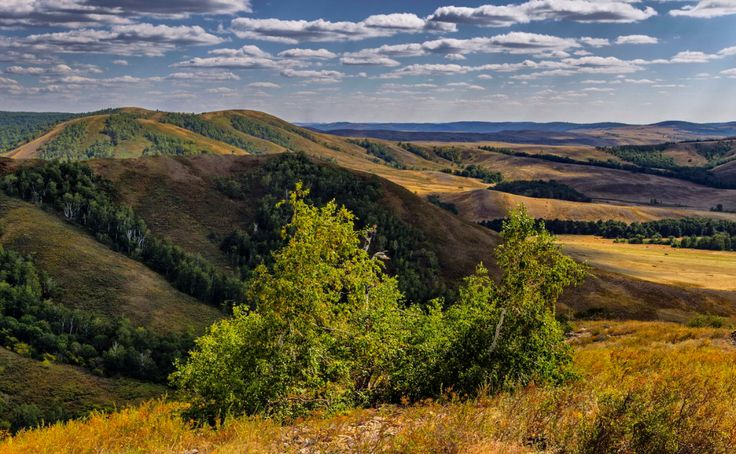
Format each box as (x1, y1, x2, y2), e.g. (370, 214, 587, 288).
(559, 235, 736, 291)
(459, 149, 736, 212)
(442, 189, 736, 223)
(6, 320, 736, 453)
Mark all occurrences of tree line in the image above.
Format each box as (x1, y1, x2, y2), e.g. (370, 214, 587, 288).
(442, 164, 504, 184)
(1, 161, 245, 309)
(479, 146, 736, 190)
(161, 113, 265, 154)
(350, 139, 404, 168)
(481, 217, 736, 251)
(490, 180, 591, 202)
(0, 246, 193, 384)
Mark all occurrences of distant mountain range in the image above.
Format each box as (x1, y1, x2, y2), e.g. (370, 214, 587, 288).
(302, 121, 736, 146)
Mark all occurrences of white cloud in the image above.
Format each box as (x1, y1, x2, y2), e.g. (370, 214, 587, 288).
(343, 32, 580, 67)
(0, 0, 252, 28)
(670, 1, 736, 18)
(616, 34, 658, 45)
(230, 13, 454, 44)
(341, 55, 401, 67)
(670, 50, 717, 63)
(206, 87, 235, 94)
(10, 23, 224, 56)
(580, 37, 610, 48)
(277, 48, 336, 59)
(248, 81, 280, 88)
(721, 68, 736, 78)
(167, 71, 241, 81)
(428, 1, 658, 27)
(112, 59, 128, 66)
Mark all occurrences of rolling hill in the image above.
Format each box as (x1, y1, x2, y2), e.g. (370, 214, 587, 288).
(0, 108, 735, 434)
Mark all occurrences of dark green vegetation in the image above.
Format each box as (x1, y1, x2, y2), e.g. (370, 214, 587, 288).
(103, 113, 143, 145)
(230, 115, 292, 149)
(479, 145, 736, 189)
(490, 180, 591, 202)
(397, 142, 433, 160)
(599, 143, 676, 169)
(0, 246, 193, 383)
(142, 130, 202, 156)
(350, 139, 402, 168)
(0, 112, 75, 153)
(481, 217, 736, 251)
(444, 164, 503, 184)
(1, 162, 245, 309)
(172, 194, 586, 420)
(162, 113, 264, 154)
(39, 113, 147, 160)
(216, 153, 443, 302)
(427, 194, 459, 214)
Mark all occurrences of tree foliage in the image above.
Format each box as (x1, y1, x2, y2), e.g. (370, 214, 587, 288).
(0, 246, 192, 383)
(1, 161, 245, 309)
(0, 112, 74, 153)
(173, 195, 586, 421)
(491, 179, 591, 202)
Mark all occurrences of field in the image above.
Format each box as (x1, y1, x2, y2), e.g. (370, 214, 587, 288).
(5, 320, 736, 453)
(442, 189, 736, 223)
(559, 235, 736, 292)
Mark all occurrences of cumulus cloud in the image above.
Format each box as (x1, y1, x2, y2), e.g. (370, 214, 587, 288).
(229, 13, 455, 44)
(670, 1, 736, 18)
(248, 81, 280, 88)
(341, 31, 580, 66)
(721, 68, 736, 78)
(580, 37, 610, 48)
(6, 23, 224, 56)
(112, 59, 128, 65)
(167, 71, 241, 81)
(4, 63, 102, 75)
(616, 34, 658, 45)
(277, 48, 337, 59)
(0, 0, 252, 28)
(428, 1, 658, 27)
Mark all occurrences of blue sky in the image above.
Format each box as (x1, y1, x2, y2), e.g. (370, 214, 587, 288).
(0, 0, 735, 123)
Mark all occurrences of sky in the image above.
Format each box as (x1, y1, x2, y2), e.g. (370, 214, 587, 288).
(0, 1, 735, 123)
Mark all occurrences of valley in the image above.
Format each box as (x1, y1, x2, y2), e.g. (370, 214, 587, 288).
(0, 107, 735, 451)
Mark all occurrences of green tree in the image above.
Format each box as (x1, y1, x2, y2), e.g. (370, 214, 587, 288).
(394, 206, 587, 399)
(171, 184, 407, 419)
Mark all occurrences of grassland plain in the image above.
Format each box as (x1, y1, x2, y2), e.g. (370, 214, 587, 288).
(4, 321, 736, 453)
(441, 189, 736, 223)
(558, 235, 736, 292)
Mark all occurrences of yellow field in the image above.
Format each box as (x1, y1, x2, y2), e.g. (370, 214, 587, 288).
(559, 235, 736, 291)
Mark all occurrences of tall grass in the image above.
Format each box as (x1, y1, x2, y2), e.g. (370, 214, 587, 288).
(4, 321, 736, 453)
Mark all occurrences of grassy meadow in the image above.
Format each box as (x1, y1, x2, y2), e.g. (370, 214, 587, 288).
(559, 235, 736, 292)
(4, 320, 736, 453)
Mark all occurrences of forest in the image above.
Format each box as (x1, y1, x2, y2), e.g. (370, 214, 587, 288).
(490, 179, 591, 202)
(215, 153, 444, 302)
(443, 164, 504, 184)
(0, 162, 246, 309)
(0, 112, 75, 153)
(161, 113, 261, 154)
(350, 139, 403, 168)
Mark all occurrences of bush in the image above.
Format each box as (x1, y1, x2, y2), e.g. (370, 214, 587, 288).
(173, 193, 586, 421)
